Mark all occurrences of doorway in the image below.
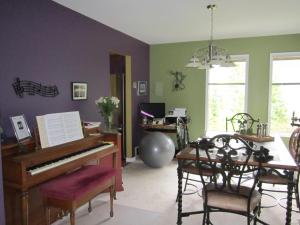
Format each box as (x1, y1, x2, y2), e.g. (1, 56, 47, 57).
(110, 53, 132, 164)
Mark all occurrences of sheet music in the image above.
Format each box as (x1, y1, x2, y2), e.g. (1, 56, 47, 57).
(37, 111, 84, 148)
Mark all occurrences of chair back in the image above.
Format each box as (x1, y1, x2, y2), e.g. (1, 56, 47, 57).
(291, 112, 300, 127)
(176, 117, 189, 151)
(289, 127, 300, 164)
(226, 113, 259, 133)
(195, 134, 259, 196)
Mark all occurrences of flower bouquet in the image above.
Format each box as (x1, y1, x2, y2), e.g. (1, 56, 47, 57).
(95, 96, 120, 129)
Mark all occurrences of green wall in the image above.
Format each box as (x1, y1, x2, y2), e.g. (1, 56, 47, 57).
(150, 34, 300, 140)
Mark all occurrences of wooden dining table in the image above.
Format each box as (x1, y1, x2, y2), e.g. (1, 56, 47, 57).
(176, 135, 298, 225)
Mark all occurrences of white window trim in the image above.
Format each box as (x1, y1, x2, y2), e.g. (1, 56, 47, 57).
(205, 54, 249, 135)
(268, 52, 300, 137)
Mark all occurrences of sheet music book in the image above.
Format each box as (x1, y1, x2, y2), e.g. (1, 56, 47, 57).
(37, 111, 84, 148)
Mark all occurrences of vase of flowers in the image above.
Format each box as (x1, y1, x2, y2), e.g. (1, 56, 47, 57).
(95, 96, 120, 130)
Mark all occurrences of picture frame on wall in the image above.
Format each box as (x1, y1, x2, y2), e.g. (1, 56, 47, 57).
(72, 82, 88, 100)
(10, 114, 31, 142)
(137, 81, 147, 96)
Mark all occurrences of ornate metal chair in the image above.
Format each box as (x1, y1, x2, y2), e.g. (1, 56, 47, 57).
(176, 117, 189, 152)
(196, 134, 266, 225)
(226, 113, 260, 184)
(291, 111, 300, 127)
(176, 118, 196, 197)
(257, 128, 300, 213)
(176, 118, 213, 201)
(226, 113, 259, 134)
(288, 128, 300, 208)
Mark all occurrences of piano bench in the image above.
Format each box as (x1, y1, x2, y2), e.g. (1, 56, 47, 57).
(40, 165, 116, 225)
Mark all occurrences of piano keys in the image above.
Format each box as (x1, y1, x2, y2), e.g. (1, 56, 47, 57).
(2, 133, 123, 225)
(27, 142, 113, 175)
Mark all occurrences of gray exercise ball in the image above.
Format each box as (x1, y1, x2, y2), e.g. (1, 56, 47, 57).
(139, 132, 175, 168)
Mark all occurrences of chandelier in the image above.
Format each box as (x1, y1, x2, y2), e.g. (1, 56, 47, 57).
(186, 4, 235, 69)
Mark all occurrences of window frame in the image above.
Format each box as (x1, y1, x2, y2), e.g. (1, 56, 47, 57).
(268, 52, 300, 136)
(205, 54, 250, 134)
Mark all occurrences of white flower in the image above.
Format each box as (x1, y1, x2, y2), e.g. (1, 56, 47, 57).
(95, 96, 120, 116)
(95, 97, 101, 105)
(111, 96, 120, 106)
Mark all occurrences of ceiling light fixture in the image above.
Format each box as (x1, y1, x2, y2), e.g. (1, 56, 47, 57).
(186, 4, 235, 70)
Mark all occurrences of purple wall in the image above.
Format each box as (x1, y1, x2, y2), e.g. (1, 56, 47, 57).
(0, 0, 149, 142)
(0, 144, 4, 225)
(0, 0, 149, 222)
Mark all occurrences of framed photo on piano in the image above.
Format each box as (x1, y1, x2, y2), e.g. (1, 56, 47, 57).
(10, 114, 31, 142)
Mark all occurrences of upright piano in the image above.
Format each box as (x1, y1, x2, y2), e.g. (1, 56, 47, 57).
(1, 132, 123, 225)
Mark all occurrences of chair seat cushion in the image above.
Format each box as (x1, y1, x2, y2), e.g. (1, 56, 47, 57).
(203, 183, 261, 212)
(259, 173, 289, 184)
(40, 165, 116, 201)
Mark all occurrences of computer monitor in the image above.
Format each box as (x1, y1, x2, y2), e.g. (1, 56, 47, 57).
(139, 103, 165, 118)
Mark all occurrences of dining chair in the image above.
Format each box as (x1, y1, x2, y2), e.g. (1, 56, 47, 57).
(176, 118, 196, 197)
(226, 113, 260, 184)
(196, 134, 267, 225)
(257, 127, 300, 213)
(176, 118, 213, 201)
(176, 117, 189, 152)
(226, 113, 259, 134)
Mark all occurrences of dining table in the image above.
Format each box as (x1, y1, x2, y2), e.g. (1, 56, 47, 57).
(176, 135, 298, 225)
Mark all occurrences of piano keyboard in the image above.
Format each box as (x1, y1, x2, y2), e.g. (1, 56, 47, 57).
(27, 142, 114, 176)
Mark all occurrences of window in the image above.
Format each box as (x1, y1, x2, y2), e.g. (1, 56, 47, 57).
(206, 55, 249, 133)
(270, 53, 300, 135)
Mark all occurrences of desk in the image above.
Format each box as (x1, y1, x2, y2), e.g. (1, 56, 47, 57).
(140, 124, 176, 133)
(176, 136, 297, 225)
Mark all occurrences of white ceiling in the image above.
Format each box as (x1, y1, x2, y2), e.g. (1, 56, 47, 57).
(53, 0, 300, 44)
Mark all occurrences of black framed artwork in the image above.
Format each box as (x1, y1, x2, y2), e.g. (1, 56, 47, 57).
(72, 82, 88, 100)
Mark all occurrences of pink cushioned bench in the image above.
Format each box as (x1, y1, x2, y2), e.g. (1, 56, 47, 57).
(40, 165, 116, 225)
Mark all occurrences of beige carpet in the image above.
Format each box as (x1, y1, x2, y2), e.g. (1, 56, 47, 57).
(53, 159, 300, 225)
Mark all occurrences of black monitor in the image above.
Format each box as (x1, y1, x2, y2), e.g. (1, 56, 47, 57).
(139, 103, 165, 118)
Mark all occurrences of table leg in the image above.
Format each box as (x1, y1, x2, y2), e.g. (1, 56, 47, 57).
(21, 191, 29, 225)
(177, 162, 183, 225)
(285, 172, 294, 225)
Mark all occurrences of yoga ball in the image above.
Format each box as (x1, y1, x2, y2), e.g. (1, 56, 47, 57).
(139, 132, 175, 168)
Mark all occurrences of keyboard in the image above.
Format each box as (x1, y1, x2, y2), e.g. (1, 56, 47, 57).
(27, 142, 113, 175)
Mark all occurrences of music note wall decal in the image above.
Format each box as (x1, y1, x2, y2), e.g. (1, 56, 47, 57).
(12, 77, 59, 98)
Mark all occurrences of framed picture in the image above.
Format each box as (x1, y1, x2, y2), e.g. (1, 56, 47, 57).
(72, 82, 88, 100)
(137, 81, 147, 96)
(10, 114, 31, 142)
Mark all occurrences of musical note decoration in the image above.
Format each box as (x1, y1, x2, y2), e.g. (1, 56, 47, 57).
(169, 70, 186, 91)
(12, 77, 59, 98)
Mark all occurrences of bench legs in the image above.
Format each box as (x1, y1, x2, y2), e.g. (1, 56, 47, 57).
(110, 186, 114, 217)
(44, 184, 115, 224)
(70, 210, 75, 225)
(88, 200, 92, 213)
(45, 206, 50, 225)
(87, 185, 115, 217)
